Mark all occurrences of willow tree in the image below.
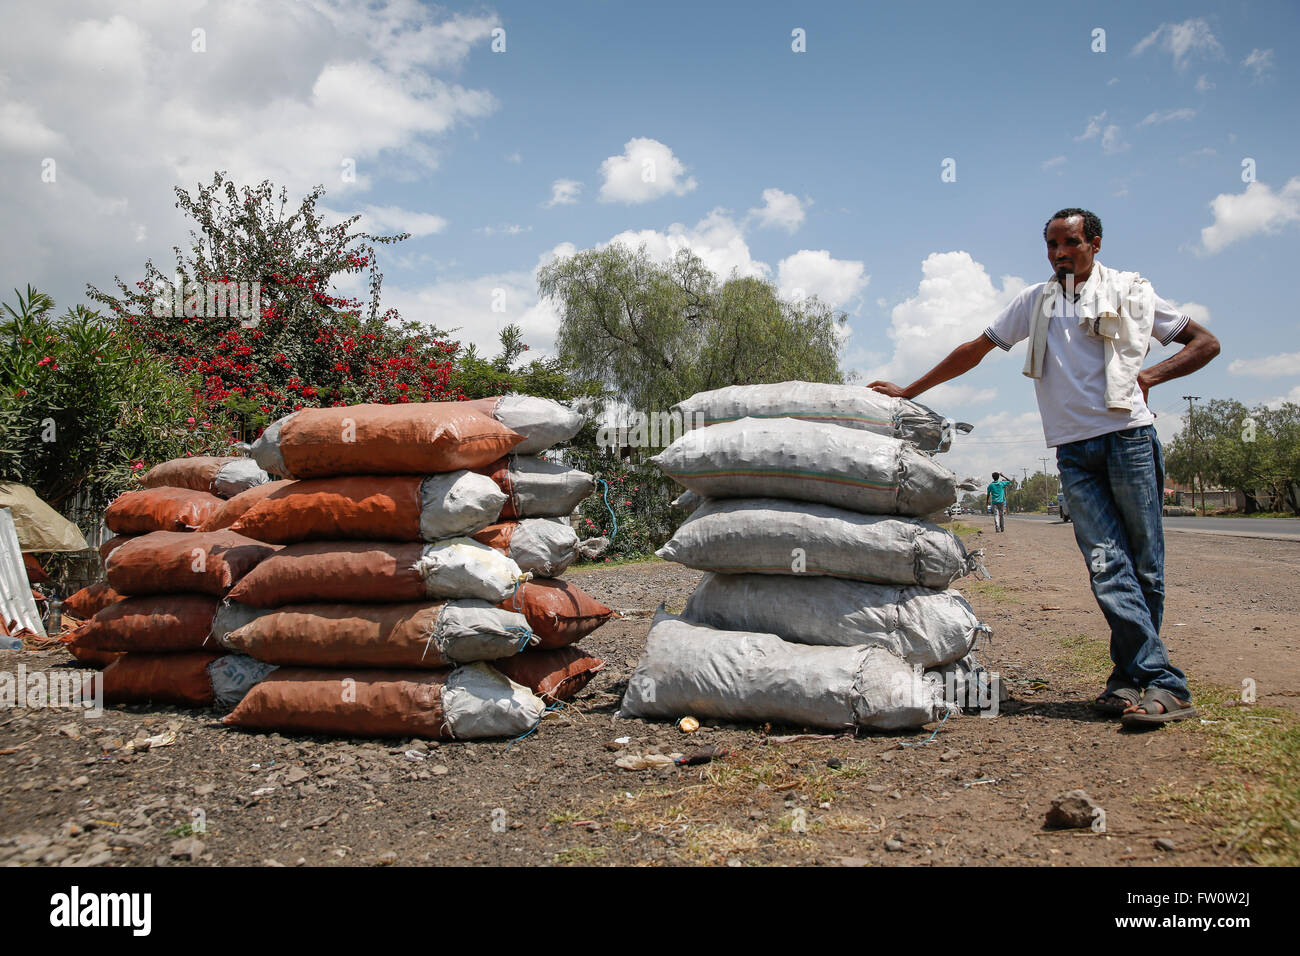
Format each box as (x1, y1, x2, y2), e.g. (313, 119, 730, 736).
(537, 244, 847, 413)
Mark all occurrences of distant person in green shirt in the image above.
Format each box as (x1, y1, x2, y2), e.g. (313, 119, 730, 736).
(987, 472, 1012, 532)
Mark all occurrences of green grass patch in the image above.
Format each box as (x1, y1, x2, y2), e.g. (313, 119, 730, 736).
(569, 553, 663, 571)
(568, 748, 877, 864)
(1055, 633, 1111, 683)
(1048, 632, 1299, 863)
(163, 822, 204, 839)
(1150, 681, 1300, 866)
(962, 579, 1019, 605)
(553, 846, 608, 866)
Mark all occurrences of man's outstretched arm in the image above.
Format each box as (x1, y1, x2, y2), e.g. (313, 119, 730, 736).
(868, 332, 998, 399)
(1136, 320, 1219, 403)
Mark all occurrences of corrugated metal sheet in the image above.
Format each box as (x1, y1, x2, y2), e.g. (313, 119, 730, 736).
(0, 507, 45, 638)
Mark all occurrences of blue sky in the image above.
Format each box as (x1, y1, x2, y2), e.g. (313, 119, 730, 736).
(2, 0, 1297, 478)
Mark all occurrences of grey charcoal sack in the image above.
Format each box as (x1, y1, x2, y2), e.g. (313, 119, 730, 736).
(672, 381, 972, 453)
(497, 519, 607, 577)
(500, 456, 595, 517)
(653, 417, 963, 517)
(657, 497, 986, 588)
(212, 458, 270, 498)
(620, 613, 949, 731)
(486, 396, 584, 455)
(420, 471, 507, 539)
(683, 573, 988, 667)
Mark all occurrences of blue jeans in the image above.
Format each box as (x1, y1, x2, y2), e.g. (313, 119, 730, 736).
(1056, 425, 1190, 700)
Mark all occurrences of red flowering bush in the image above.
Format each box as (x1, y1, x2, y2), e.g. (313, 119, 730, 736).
(87, 173, 462, 440)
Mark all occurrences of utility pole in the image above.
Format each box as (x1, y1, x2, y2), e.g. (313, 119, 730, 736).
(1184, 395, 1201, 515)
(1021, 467, 1028, 513)
(1039, 457, 1052, 510)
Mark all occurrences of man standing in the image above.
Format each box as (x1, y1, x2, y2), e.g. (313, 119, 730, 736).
(987, 472, 1012, 532)
(869, 208, 1219, 727)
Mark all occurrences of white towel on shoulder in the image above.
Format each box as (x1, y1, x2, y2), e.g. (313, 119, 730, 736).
(1022, 262, 1154, 412)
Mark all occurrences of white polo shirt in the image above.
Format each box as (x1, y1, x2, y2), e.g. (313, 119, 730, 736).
(984, 281, 1190, 447)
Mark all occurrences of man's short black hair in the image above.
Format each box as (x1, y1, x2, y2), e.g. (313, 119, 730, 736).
(992, 472, 1000, 480)
(1044, 208, 1102, 242)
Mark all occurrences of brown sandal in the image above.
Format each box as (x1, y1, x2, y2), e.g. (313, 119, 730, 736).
(1092, 684, 1140, 715)
(1121, 687, 1197, 726)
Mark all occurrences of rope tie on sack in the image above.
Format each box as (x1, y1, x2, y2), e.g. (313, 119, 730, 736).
(422, 606, 446, 662)
(899, 708, 950, 748)
(509, 575, 526, 611)
(594, 477, 618, 542)
(506, 625, 536, 652)
(505, 700, 565, 750)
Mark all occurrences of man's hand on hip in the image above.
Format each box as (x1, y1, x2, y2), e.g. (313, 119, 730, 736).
(1137, 370, 1152, 405)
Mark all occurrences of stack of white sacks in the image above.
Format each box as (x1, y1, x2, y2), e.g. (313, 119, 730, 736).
(621, 381, 996, 732)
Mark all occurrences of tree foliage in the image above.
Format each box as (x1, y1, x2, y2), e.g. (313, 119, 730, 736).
(452, 324, 601, 405)
(86, 173, 462, 440)
(1, 286, 228, 512)
(1165, 399, 1300, 512)
(538, 244, 848, 413)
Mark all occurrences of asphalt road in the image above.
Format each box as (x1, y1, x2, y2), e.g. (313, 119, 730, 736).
(1008, 511, 1300, 541)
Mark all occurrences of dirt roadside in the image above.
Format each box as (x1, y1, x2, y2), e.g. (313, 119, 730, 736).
(1, 516, 1296, 867)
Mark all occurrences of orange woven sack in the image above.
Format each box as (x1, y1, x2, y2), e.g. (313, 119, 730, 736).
(105, 487, 224, 534)
(141, 456, 237, 493)
(275, 403, 523, 478)
(225, 669, 452, 738)
(64, 582, 122, 620)
(198, 479, 293, 531)
(495, 646, 605, 703)
(73, 594, 220, 652)
(96, 651, 222, 706)
(66, 643, 122, 668)
(227, 541, 427, 607)
(499, 578, 615, 648)
(229, 476, 423, 544)
(99, 536, 134, 563)
(105, 530, 278, 596)
(221, 601, 451, 668)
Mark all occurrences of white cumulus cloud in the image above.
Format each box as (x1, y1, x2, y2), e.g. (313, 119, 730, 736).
(543, 179, 582, 207)
(384, 244, 575, 358)
(605, 208, 767, 281)
(598, 137, 697, 204)
(750, 188, 807, 232)
(1199, 177, 1300, 254)
(0, 1, 500, 306)
(777, 250, 868, 309)
(862, 251, 1028, 387)
(1228, 352, 1300, 378)
(321, 203, 447, 237)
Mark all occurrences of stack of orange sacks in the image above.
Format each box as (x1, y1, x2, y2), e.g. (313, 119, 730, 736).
(64, 455, 282, 706)
(173, 397, 612, 740)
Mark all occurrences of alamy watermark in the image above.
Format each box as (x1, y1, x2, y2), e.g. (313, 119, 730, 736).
(596, 410, 707, 450)
(892, 663, 1002, 718)
(1, 665, 102, 717)
(150, 274, 262, 327)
